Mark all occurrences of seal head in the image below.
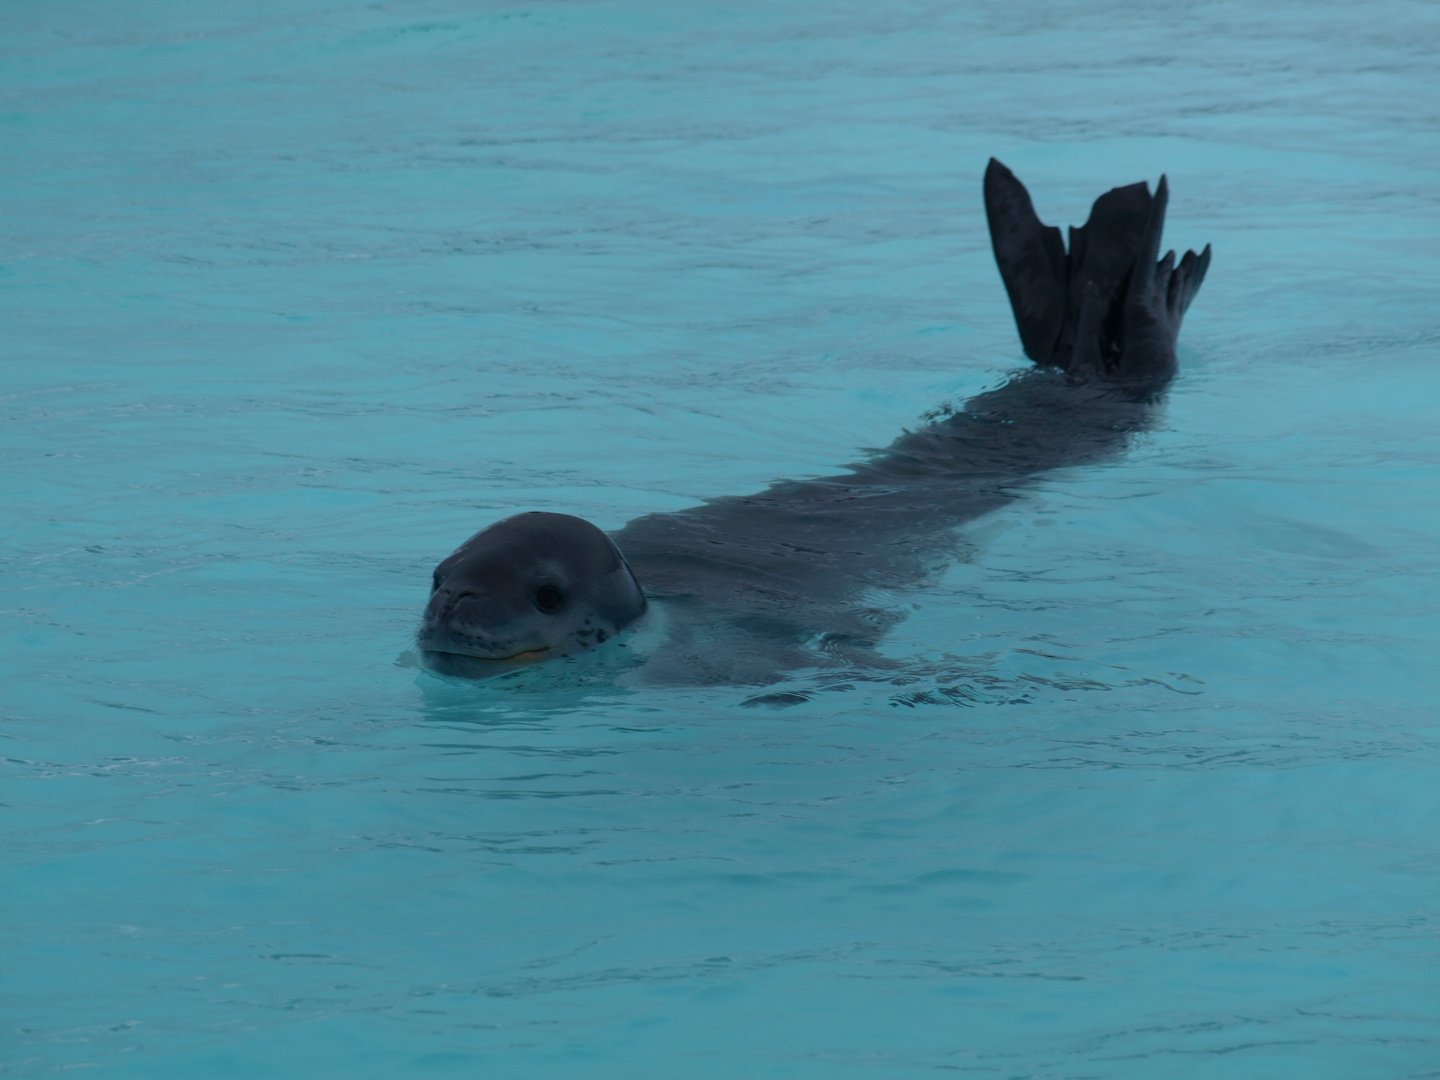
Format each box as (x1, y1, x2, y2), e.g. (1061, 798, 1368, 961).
(419, 511, 646, 674)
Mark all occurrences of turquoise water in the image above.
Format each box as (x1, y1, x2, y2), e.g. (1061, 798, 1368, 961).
(4, 0, 1440, 1075)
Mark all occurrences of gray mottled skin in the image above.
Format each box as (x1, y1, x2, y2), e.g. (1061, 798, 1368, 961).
(419, 162, 1210, 685)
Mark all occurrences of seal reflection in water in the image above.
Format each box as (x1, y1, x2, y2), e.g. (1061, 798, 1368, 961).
(419, 160, 1211, 685)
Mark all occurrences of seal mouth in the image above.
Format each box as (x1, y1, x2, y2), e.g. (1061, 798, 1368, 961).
(422, 645, 554, 665)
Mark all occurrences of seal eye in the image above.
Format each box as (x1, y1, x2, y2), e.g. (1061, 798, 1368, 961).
(431, 570, 443, 594)
(534, 585, 564, 614)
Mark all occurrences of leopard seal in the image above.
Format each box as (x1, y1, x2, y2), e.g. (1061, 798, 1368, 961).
(418, 160, 1210, 684)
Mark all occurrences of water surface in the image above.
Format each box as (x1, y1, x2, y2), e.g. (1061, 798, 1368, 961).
(4, 1, 1440, 1076)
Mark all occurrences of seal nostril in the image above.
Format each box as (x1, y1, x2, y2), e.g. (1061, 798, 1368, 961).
(436, 589, 481, 622)
(534, 585, 564, 614)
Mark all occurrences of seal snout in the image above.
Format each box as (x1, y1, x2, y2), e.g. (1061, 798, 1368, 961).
(430, 586, 494, 627)
(420, 587, 536, 660)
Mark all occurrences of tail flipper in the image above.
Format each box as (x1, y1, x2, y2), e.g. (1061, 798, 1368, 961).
(1115, 176, 1213, 382)
(983, 158, 1210, 386)
(983, 159, 1067, 365)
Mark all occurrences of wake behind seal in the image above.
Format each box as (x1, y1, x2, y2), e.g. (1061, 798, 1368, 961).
(417, 161, 1210, 684)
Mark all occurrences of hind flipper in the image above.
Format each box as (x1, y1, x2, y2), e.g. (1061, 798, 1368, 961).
(1065, 180, 1153, 306)
(1067, 280, 1108, 380)
(985, 162, 1210, 387)
(1056, 178, 1154, 375)
(984, 158, 1067, 365)
(1168, 243, 1211, 320)
(1115, 177, 1212, 384)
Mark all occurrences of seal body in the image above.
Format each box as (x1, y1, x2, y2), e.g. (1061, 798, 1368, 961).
(418, 512, 646, 675)
(419, 163, 1210, 684)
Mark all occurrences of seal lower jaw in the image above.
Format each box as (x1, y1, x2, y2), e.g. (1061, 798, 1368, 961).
(422, 645, 554, 664)
(419, 645, 559, 680)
